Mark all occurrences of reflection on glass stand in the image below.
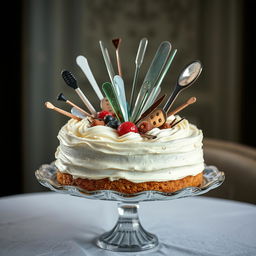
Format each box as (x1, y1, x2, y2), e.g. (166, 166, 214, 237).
(35, 164, 224, 252)
(97, 202, 158, 251)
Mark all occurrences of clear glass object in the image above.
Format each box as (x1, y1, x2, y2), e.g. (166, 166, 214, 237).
(35, 164, 225, 252)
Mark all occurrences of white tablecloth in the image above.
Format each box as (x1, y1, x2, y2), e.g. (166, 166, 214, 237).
(0, 192, 256, 256)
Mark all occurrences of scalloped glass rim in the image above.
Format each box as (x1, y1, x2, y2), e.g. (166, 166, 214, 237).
(35, 163, 225, 202)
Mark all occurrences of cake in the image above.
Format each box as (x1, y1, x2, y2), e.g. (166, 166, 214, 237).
(45, 39, 204, 194)
(55, 115, 204, 194)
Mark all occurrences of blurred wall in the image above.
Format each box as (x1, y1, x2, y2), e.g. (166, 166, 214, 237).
(21, 0, 252, 193)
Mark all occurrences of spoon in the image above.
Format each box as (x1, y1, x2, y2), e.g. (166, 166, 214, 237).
(113, 75, 129, 121)
(163, 61, 202, 113)
(112, 38, 122, 77)
(76, 56, 104, 101)
(130, 38, 148, 110)
(76, 55, 113, 113)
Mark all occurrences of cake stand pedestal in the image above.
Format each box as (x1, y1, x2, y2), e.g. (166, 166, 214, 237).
(96, 202, 158, 251)
(35, 164, 224, 252)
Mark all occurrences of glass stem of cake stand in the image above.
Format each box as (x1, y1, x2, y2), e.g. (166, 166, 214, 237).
(96, 201, 159, 252)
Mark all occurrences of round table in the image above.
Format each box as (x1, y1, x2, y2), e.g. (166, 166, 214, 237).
(0, 192, 255, 256)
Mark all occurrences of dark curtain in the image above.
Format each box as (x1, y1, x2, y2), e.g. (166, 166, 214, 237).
(241, 0, 256, 146)
(0, 0, 255, 197)
(1, 1, 22, 196)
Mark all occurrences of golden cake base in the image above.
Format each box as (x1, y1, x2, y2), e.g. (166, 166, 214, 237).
(57, 171, 203, 194)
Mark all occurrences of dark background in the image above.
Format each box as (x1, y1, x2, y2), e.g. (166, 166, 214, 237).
(1, 0, 255, 197)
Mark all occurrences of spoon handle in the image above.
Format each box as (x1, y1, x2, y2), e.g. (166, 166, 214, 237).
(76, 55, 104, 100)
(114, 75, 129, 122)
(163, 86, 181, 113)
(75, 88, 97, 116)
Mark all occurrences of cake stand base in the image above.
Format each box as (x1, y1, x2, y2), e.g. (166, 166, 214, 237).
(96, 202, 158, 252)
(36, 164, 225, 252)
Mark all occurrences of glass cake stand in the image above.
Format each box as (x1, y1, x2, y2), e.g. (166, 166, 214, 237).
(35, 163, 225, 252)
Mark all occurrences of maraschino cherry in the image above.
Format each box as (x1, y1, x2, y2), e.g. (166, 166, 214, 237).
(117, 122, 138, 136)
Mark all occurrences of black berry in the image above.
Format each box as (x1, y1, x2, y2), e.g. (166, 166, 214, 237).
(104, 115, 116, 124)
(107, 120, 120, 129)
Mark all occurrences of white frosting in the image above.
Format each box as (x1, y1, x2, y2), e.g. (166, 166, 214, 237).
(55, 116, 204, 183)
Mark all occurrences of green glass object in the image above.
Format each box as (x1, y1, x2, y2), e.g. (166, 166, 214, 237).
(102, 82, 124, 122)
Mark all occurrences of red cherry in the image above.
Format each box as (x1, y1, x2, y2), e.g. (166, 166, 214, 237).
(97, 111, 113, 119)
(117, 122, 138, 136)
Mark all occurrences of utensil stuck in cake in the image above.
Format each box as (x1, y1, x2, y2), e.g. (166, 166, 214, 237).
(39, 38, 225, 253)
(43, 39, 207, 194)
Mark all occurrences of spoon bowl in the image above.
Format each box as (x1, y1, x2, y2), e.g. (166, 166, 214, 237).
(163, 61, 202, 113)
(178, 61, 202, 87)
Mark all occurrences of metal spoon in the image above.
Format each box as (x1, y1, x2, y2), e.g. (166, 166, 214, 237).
(163, 61, 202, 113)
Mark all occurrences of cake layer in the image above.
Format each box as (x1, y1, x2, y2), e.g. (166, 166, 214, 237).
(57, 171, 203, 194)
(55, 117, 204, 183)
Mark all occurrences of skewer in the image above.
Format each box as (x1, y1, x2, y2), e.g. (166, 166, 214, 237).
(169, 118, 177, 127)
(99, 41, 115, 84)
(171, 117, 185, 128)
(112, 38, 122, 77)
(167, 97, 197, 117)
(45, 102, 81, 121)
(57, 93, 94, 118)
(130, 38, 148, 110)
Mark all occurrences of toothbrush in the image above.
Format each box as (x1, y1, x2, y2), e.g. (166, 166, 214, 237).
(61, 70, 97, 116)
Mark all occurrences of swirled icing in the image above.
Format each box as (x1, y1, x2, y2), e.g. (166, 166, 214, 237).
(55, 116, 204, 183)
